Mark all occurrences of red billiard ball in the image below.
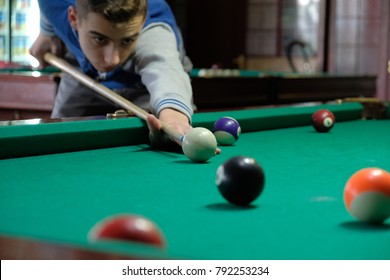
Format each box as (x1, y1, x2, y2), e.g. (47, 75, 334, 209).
(216, 156, 265, 206)
(344, 168, 390, 223)
(88, 214, 166, 248)
(213, 117, 241, 145)
(312, 109, 335, 132)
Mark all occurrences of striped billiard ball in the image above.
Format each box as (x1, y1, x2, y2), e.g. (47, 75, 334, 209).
(344, 168, 390, 223)
(312, 109, 335, 132)
(213, 117, 241, 145)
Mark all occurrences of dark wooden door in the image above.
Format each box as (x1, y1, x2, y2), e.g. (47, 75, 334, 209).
(183, 0, 247, 69)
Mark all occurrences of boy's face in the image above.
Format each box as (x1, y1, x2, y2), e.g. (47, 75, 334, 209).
(69, 7, 145, 72)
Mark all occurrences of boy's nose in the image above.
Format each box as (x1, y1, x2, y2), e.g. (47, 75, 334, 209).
(104, 47, 120, 68)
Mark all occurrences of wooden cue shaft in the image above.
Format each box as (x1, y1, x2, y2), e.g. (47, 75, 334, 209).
(44, 53, 184, 143)
(335, 97, 383, 103)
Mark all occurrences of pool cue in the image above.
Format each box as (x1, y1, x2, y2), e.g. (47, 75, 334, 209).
(335, 97, 385, 104)
(44, 52, 184, 144)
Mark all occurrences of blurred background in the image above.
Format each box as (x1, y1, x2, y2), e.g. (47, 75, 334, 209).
(0, 0, 389, 120)
(0, 0, 39, 67)
(166, 0, 388, 99)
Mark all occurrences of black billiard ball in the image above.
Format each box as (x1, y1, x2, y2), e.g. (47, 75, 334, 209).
(312, 109, 335, 132)
(88, 214, 166, 248)
(213, 117, 241, 145)
(216, 156, 265, 206)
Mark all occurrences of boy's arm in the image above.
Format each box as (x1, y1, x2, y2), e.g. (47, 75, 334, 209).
(135, 24, 194, 121)
(135, 23, 194, 145)
(29, 13, 64, 69)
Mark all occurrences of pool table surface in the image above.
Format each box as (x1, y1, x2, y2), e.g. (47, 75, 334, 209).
(0, 102, 390, 260)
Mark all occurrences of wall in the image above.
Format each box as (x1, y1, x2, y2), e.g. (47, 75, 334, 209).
(245, 0, 324, 73)
(328, 0, 381, 75)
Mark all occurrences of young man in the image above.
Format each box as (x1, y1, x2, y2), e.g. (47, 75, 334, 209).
(30, 0, 193, 147)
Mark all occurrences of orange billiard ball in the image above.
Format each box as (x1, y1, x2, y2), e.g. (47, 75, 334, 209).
(312, 109, 335, 132)
(88, 214, 166, 248)
(344, 168, 390, 223)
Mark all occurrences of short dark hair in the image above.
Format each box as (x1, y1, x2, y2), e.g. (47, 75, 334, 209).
(75, 0, 147, 23)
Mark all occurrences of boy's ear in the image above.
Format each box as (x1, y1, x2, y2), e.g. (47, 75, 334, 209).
(68, 6, 78, 29)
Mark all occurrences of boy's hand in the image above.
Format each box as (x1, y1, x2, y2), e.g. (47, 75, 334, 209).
(147, 108, 221, 155)
(147, 109, 191, 147)
(29, 33, 64, 69)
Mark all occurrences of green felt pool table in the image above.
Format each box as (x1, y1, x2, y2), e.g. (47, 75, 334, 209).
(1, 102, 390, 260)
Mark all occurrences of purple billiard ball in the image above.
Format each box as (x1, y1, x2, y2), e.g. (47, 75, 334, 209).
(213, 117, 241, 145)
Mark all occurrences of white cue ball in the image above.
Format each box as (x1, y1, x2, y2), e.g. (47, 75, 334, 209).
(182, 127, 217, 162)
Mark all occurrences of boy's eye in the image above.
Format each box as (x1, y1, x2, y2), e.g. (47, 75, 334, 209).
(122, 38, 134, 46)
(93, 36, 107, 44)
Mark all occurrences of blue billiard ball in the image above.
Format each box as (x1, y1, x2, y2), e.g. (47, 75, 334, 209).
(213, 117, 241, 145)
